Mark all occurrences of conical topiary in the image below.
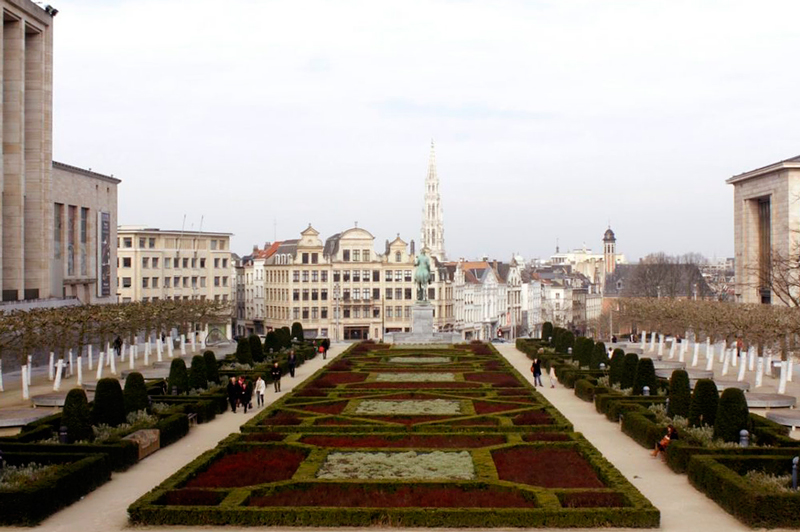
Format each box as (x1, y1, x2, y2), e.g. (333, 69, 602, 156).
(248, 334, 264, 363)
(203, 350, 219, 384)
(235, 337, 253, 366)
(688, 378, 719, 427)
(713, 388, 750, 443)
(291, 322, 305, 342)
(123, 372, 149, 414)
(590, 342, 609, 370)
(168, 358, 189, 395)
(632, 358, 656, 396)
(667, 369, 691, 418)
(63, 388, 92, 442)
(92, 378, 126, 427)
(609, 350, 626, 386)
(189, 355, 207, 391)
(621, 353, 639, 390)
(542, 322, 554, 342)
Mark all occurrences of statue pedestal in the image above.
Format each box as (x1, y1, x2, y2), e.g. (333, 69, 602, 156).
(387, 302, 461, 345)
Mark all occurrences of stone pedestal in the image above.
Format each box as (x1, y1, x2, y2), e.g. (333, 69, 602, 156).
(388, 302, 460, 344)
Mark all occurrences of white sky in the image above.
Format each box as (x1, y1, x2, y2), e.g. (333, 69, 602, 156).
(52, 0, 800, 262)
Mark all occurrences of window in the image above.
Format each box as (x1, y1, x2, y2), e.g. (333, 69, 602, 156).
(152, 277, 159, 288)
(302, 270, 309, 282)
(321, 271, 328, 282)
(122, 257, 131, 268)
(223, 258, 228, 268)
(321, 307, 328, 319)
(404, 288, 412, 300)
(373, 288, 380, 300)
(223, 276, 229, 287)
(214, 258, 220, 268)
(142, 257, 149, 268)
(312, 253, 318, 264)
(192, 276, 198, 288)
(343, 250, 350, 261)
(333, 270, 340, 282)
(142, 277, 149, 288)
(293, 307, 300, 319)
(183, 277, 189, 288)
(363, 250, 370, 261)
(395, 251, 401, 262)
(373, 307, 380, 317)
(149, 237, 156, 248)
(122, 277, 131, 288)
(210, 240, 218, 250)
(164, 277, 171, 288)
(173, 258, 179, 268)
(343, 270, 351, 282)
(191, 258, 197, 268)
(312, 271, 319, 282)
(200, 258, 206, 268)
(404, 270, 412, 282)
(80, 208, 88, 276)
(342, 288, 350, 301)
(385, 270, 392, 282)
(302, 253, 309, 264)
(405, 306, 411, 318)
(293, 270, 300, 282)
(182, 258, 189, 268)
(321, 289, 328, 301)
(214, 276, 220, 287)
(396, 306, 402, 319)
(353, 288, 361, 300)
(362, 270, 369, 282)
(387, 307, 393, 318)
(353, 307, 360, 318)
(67, 206, 76, 276)
(312, 307, 318, 319)
(152, 257, 159, 268)
(293, 289, 300, 301)
(386, 289, 393, 300)
(395, 288, 402, 299)
(174, 276, 180, 287)
(302, 307, 309, 319)
(353, 250, 360, 262)
(139, 237, 146, 248)
(395, 271, 402, 282)
(200, 277, 206, 287)
(312, 289, 319, 301)
(372, 270, 380, 282)
(302, 289, 309, 301)
(353, 270, 360, 282)
(123, 237, 132, 248)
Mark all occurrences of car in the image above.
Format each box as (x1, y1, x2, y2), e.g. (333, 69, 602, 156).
(490, 337, 507, 343)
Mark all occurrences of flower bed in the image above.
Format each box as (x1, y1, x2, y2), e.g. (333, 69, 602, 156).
(388, 356, 452, 364)
(316, 451, 475, 480)
(375, 372, 456, 382)
(355, 399, 462, 415)
(186, 447, 307, 488)
(299, 434, 506, 448)
(474, 401, 525, 414)
(300, 401, 348, 415)
(493, 447, 605, 488)
(464, 372, 524, 387)
(349, 381, 480, 389)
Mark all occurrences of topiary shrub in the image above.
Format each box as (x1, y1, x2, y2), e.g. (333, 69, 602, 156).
(235, 338, 253, 366)
(713, 388, 750, 443)
(542, 322, 554, 342)
(203, 350, 219, 384)
(278, 327, 292, 349)
(621, 353, 639, 389)
(291, 322, 305, 342)
(609, 350, 625, 386)
(632, 358, 656, 396)
(189, 355, 207, 391)
(248, 334, 264, 363)
(264, 331, 280, 355)
(93, 378, 126, 427)
(168, 358, 189, 395)
(573, 337, 592, 367)
(688, 378, 719, 427)
(63, 388, 93, 442)
(667, 369, 691, 419)
(123, 372, 149, 414)
(590, 342, 609, 370)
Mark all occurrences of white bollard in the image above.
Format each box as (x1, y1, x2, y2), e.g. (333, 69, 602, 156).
(640, 331, 647, 351)
(737, 352, 747, 382)
(110, 349, 117, 375)
(706, 351, 714, 371)
(22, 364, 29, 399)
(77, 356, 83, 387)
(168, 337, 174, 358)
(96, 352, 105, 380)
(190, 333, 196, 353)
(748, 346, 756, 372)
(722, 349, 731, 376)
(27, 355, 32, 385)
(706, 337, 712, 359)
(68, 349, 74, 377)
(180, 335, 186, 355)
(691, 342, 700, 367)
(678, 341, 686, 363)
(755, 357, 764, 388)
(658, 335, 665, 357)
(668, 340, 676, 360)
(778, 361, 788, 394)
(650, 331, 657, 352)
(129, 349, 135, 370)
(53, 360, 63, 391)
(88, 344, 94, 371)
(48, 352, 55, 381)
(765, 352, 773, 376)
(788, 356, 794, 382)
(144, 344, 150, 367)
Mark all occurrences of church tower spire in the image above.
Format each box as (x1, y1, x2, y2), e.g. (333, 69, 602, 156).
(421, 139, 446, 261)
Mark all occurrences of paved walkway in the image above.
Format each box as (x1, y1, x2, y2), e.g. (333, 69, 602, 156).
(1, 343, 796, 531)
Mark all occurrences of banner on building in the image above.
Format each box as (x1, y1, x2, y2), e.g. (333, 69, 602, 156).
(97, 211, 111, 297)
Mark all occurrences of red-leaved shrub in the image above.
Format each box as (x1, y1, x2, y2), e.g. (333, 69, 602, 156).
(492, 447, 604, 488)
(300, 401, 348, 415)
(260, 411, 303, 426)
(522, 433, 572, 442)
(186, 447, 307, 488)
(161, 489, 224, 506)
(464, 373, 523, 387)
(299, 434, 505, 448)
(243, 432, 286, 443)
(511, 410, 554, 425)
(474, 401, 523, 414)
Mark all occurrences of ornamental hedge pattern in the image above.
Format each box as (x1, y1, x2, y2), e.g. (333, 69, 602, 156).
(129, 342, 659, 528)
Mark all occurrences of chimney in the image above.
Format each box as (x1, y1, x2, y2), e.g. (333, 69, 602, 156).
(253, 245, 258, 252)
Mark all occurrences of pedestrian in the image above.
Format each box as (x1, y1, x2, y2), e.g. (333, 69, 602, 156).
(548, 365, 557, 388)
(226, 377, 240, 413)
(319, 344, 325, 360)
(652, 424, 679, 459)
(255, 375, 266, 407)
(271, 360, 282, 392)
(287, 350, 297, 377)
(241, 378, 253, 413)
(113, 336, 123, 358)
(531, 357, 543, 387)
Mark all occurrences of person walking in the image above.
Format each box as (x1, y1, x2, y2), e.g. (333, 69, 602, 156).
(255, 375, 266, 407)
(113, 336, 123, 358)
(531, 357, 543, 387)
(241, 378, 253, 413)
(271, 360, 282, 392)
(287, 350, 297, 378)
(226, 377, 240, 413)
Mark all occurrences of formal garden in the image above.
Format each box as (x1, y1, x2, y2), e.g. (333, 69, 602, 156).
(518, 319, 800, 529)
(128, 341, 659, 528)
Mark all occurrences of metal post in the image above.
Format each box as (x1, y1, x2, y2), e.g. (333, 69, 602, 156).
(643, 386, 650, 396)
(739, 430, 749, 448)
(792, 457, 798, 491)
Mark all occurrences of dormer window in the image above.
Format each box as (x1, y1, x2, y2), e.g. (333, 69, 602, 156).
(395, 251, 401, 262)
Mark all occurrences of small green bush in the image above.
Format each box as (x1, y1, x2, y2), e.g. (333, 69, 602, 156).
(235, 338, 253, 366)
(667, 369, 691, 419)
(542, 322, 553, 342)
(92, 378, 126, 427)
(123, 372, 149, 414)
(590, 342, 608, 370)
(632, 358, 656, 396)
(203, 350, 219, 383)
(689, 379, 719, 428)
(168, 358, 189, 395)
(62, 388, 92, 442)
(248, 334, 264, 363)
(609, 351, 625, 386)
(189, 355, 207, 390)
(621, 353, 639, 389)
(713, 388, 750, 443)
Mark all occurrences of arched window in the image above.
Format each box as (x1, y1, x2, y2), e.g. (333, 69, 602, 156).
(395, 251, 401, 262)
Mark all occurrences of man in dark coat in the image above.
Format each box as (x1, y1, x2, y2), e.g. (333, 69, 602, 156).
(226, 377, 241, 413)
(287, 350, 297, 378)
(271, 361, 282, 392)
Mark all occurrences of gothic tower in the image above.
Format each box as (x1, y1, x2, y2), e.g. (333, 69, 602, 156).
(603, 226, 617, 275)
(420, 140, 446, 261)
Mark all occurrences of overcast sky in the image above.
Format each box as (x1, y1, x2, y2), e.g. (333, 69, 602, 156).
(52, 0, 800, 263)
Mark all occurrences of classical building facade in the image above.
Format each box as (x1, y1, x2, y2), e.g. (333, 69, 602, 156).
(51, 162, 120, 304)
(116, 227, 233, 305)
(0, 1, 55, 303)
(727, 155, 800, 305)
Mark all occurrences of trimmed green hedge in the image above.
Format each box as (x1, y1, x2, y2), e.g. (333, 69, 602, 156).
(157, 413, 190, 448)
(0, 440, 139, 471)
(0, 452, 112, 525)
(688, 455, 800, 528)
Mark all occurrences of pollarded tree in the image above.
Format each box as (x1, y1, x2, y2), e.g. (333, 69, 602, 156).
(667, 369, 691, 418)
